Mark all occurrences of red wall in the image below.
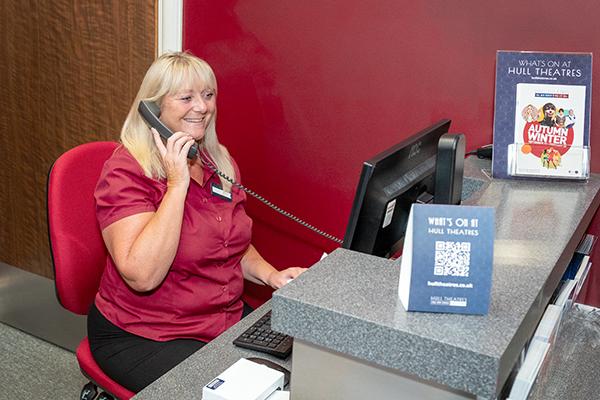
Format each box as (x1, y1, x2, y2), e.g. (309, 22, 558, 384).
(184, 1, 600, 306)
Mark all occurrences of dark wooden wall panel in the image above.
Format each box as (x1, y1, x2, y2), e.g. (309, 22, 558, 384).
(0, 1, 155, 278)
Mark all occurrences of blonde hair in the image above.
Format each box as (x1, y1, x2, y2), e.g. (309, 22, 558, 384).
(120, 51, 235, 189)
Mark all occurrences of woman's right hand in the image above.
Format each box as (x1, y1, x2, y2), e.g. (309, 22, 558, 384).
(151, 128, 195, 189)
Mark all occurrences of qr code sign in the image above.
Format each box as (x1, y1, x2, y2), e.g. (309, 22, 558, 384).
(434, 241, 471, 277)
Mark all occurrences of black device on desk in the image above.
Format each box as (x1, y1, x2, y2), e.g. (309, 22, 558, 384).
(342, 119, 465, 258)
(233, 311, 293, 359)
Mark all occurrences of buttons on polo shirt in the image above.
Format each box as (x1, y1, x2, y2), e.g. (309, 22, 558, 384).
(222, 286, 227, 292)
(223, 241, 229, 248)
(202, 198, 208, 203)
(216, 216, 222, 222)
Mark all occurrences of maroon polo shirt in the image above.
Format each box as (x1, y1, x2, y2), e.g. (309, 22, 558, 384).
(93, 146, 252, 342)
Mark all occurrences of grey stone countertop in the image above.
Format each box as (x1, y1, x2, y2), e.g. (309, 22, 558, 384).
(528, 303, 600, 400)
(272, 161, 600, 400)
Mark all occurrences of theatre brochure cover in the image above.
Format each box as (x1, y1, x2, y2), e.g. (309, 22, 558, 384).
(492, 51, 592, 180)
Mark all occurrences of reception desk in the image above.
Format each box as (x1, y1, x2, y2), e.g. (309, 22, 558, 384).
(272, 163, 600, 399)
(134, 159, 600, 399)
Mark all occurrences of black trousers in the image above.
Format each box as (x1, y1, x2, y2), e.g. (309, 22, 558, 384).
(88, 302, 253, 393)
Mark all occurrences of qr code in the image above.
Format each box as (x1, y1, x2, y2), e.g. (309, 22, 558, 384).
(434, 241, 471, 277)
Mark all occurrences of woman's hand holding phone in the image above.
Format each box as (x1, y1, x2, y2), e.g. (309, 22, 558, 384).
(151, 128, 195, 189)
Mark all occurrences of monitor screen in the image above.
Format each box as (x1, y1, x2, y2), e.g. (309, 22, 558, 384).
(342, 119, 452, 258)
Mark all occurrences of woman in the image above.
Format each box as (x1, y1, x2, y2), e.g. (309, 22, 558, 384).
(89, 51, 306, 392)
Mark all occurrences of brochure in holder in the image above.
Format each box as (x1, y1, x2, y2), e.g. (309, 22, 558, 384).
(398, 204, 495, 315)
(492, 51, 592, 180)
(507, 143, 590, 180)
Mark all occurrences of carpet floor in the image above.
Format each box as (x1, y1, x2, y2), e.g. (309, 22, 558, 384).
(0, 322, 87, 399)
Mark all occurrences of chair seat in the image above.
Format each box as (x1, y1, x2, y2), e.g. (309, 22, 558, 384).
(77, 337, 135, 400)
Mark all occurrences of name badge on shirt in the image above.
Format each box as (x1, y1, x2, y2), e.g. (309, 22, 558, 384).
(211, 182, 232, 201)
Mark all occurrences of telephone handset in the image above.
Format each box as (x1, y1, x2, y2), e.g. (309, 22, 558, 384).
(138, 100, 199, 159)
(137, 100, 342, 244)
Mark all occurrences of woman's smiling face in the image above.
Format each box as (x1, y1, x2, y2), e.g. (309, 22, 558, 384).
(159, 84, 216, 141)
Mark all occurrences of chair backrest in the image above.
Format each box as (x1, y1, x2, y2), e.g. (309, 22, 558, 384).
(47, 141, 119, 315)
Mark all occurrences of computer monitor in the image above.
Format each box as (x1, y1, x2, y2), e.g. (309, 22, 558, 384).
(342, 119, 455, 258)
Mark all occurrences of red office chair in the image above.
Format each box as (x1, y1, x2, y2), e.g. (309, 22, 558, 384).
(47, 141, 135, 400)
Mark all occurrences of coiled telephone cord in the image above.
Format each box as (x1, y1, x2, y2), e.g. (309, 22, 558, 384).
(201, 158, 343, 245)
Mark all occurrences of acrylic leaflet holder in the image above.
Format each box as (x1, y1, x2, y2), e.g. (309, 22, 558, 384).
(507, 144, 590, 180)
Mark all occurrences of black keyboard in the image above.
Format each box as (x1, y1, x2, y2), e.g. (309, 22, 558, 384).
(233, 311, 293, 359)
